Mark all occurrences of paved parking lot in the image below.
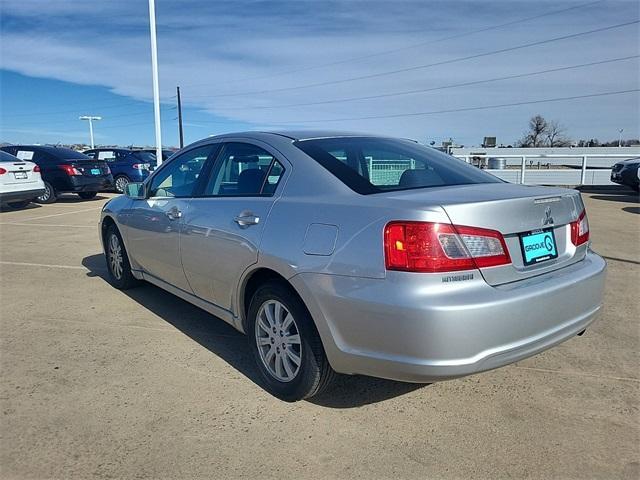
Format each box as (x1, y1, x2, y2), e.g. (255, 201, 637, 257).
(1, 190, 638, 479)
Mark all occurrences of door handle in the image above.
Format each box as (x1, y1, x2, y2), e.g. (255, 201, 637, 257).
(166, 207, 182, 221)
(234, 213, 260, 226)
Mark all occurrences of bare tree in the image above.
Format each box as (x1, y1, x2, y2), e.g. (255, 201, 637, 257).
(517, 115, 572, 147)
(517, 115, 548, 147)
(546, 120, 571, 147)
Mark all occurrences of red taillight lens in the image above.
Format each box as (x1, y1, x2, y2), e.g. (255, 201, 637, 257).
(33, 165, 41, 172)
(384, 221, 511, 272)
(0, 168, 6, 175)
(570, 209, 589, 246)
(59, 164, 82, 176)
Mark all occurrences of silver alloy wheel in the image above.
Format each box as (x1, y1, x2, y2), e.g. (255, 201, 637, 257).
(37, 184, 51, 202)
(115, 176, 129, 194)
(255, 300, 302, 382)
(108, 233, 124, 280)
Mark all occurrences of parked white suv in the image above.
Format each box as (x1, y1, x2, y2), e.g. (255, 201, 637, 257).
(0, 150, 45, 209)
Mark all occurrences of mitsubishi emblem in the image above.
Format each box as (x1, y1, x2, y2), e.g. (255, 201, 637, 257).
(543, 206, 554, 226)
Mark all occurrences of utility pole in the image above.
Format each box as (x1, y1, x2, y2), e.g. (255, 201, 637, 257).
(618, 128, 624, 147)
(177, 86, 184, 148)
(148, 0, 163, 164)
(79, 116, 102, 148)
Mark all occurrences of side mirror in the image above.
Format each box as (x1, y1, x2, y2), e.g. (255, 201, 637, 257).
(125, 182, 145, 199)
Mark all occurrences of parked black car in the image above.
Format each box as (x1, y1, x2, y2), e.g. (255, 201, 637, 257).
(0, 145, 113, 203)
(610, 157, 640, 192)
(83, 148, 155, 193)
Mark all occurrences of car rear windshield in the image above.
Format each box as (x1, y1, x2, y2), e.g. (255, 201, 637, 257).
(49, 148, 91, 160)
(294, 137, 502, 194)
(132, 151, 157, 162)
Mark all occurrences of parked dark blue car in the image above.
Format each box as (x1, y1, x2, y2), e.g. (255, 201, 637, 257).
(83, 148, 155, 193)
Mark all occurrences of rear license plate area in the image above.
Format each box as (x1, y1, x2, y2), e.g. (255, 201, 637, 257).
(90, 168, 101, 175)
(519, 228, 558, 266)
(14, 172, 28, 179)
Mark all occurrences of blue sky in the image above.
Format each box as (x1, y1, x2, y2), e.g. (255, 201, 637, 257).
(0, 0, 638, 147)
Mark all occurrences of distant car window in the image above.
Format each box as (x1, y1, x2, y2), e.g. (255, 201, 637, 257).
(84, 151, 97, 159)
(0, 151, 19, 161)
(132, 151, 157, 162)
(203, 143, 284, 196)
(148, 145, 213, 198)
(295, 137, 502, 195)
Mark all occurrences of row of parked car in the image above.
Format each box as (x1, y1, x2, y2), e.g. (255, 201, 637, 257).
(0, 145, 175, 208)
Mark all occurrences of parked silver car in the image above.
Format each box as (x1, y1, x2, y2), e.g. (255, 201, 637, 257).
(100, 131, 606, 401)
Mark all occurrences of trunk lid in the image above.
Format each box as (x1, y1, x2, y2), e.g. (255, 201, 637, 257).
(65, 159, 111, 176)
(0, 161, 39, 186)
(383, 183, 585, 286)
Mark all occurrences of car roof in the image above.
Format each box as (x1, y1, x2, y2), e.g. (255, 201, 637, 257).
(207, 130, 392, 141)
(7, 145, 80, 155)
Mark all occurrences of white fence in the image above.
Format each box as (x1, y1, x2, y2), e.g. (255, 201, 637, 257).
(450, 153, 634, 186)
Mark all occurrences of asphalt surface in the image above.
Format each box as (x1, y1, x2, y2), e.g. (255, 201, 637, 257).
(1, 189, 638, 479)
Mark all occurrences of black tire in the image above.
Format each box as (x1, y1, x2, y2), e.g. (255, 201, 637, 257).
(104, 224, 140, 290)
(7, 200, 31, 209)
(78, 191, 98, 200)
(114, 175, 130, 194)
(247, 281, 335, 401)
(35, 181, 56, 204)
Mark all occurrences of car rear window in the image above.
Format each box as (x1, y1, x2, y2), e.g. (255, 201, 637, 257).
(294, 137, 502, 194)
(132, 151, 157, 162)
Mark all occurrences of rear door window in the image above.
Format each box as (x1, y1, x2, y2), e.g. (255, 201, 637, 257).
(202, 143, 285, 196)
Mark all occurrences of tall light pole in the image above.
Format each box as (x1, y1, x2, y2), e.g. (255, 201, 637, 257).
(79, 116, 102, 148)
(148, 0, 163, 164)
(618, 128, 624, 147)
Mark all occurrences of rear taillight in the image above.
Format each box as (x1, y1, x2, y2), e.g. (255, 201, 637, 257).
(384, 221, 511, 273)
(0, 168, 6, 175)
(132, 163, 150, 170)
(105, 166, 111, 175)
(59, 164, 83, 176)
(570, 209, 589, 246)
(33, 165, 41, 172)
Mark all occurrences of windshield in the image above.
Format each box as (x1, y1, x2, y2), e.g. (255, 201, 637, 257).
(294, 137, 502, 194)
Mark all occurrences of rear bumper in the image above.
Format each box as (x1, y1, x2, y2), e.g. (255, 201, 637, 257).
(66, 175, 113, 192)
(291, 251, 606, 383)
(0, 188, 46, 203)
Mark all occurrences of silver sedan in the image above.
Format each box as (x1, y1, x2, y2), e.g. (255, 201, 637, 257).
(100, 131, 606, 401)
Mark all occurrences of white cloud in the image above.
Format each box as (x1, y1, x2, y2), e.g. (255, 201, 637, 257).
(1, 0, 638, 145)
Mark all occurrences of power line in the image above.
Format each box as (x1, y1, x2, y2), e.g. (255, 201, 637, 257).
(213, 55, 639, 111)
(179, 0, 603, 89)
(186, 20, 639, 100)
(262, 89, 640, 125)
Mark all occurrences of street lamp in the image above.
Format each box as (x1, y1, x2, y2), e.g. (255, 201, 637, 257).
(148, 0, 163, 164)
(618, 128, 624, 147)
(79, 116, 102, 148)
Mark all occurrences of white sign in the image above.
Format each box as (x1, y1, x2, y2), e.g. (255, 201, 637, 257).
(98, 151, 115, 160)
(16, 150, 34, 160)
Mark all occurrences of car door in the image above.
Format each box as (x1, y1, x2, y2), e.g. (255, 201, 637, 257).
(180, 141, 288, 311)
(125, 145, 216, 292)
